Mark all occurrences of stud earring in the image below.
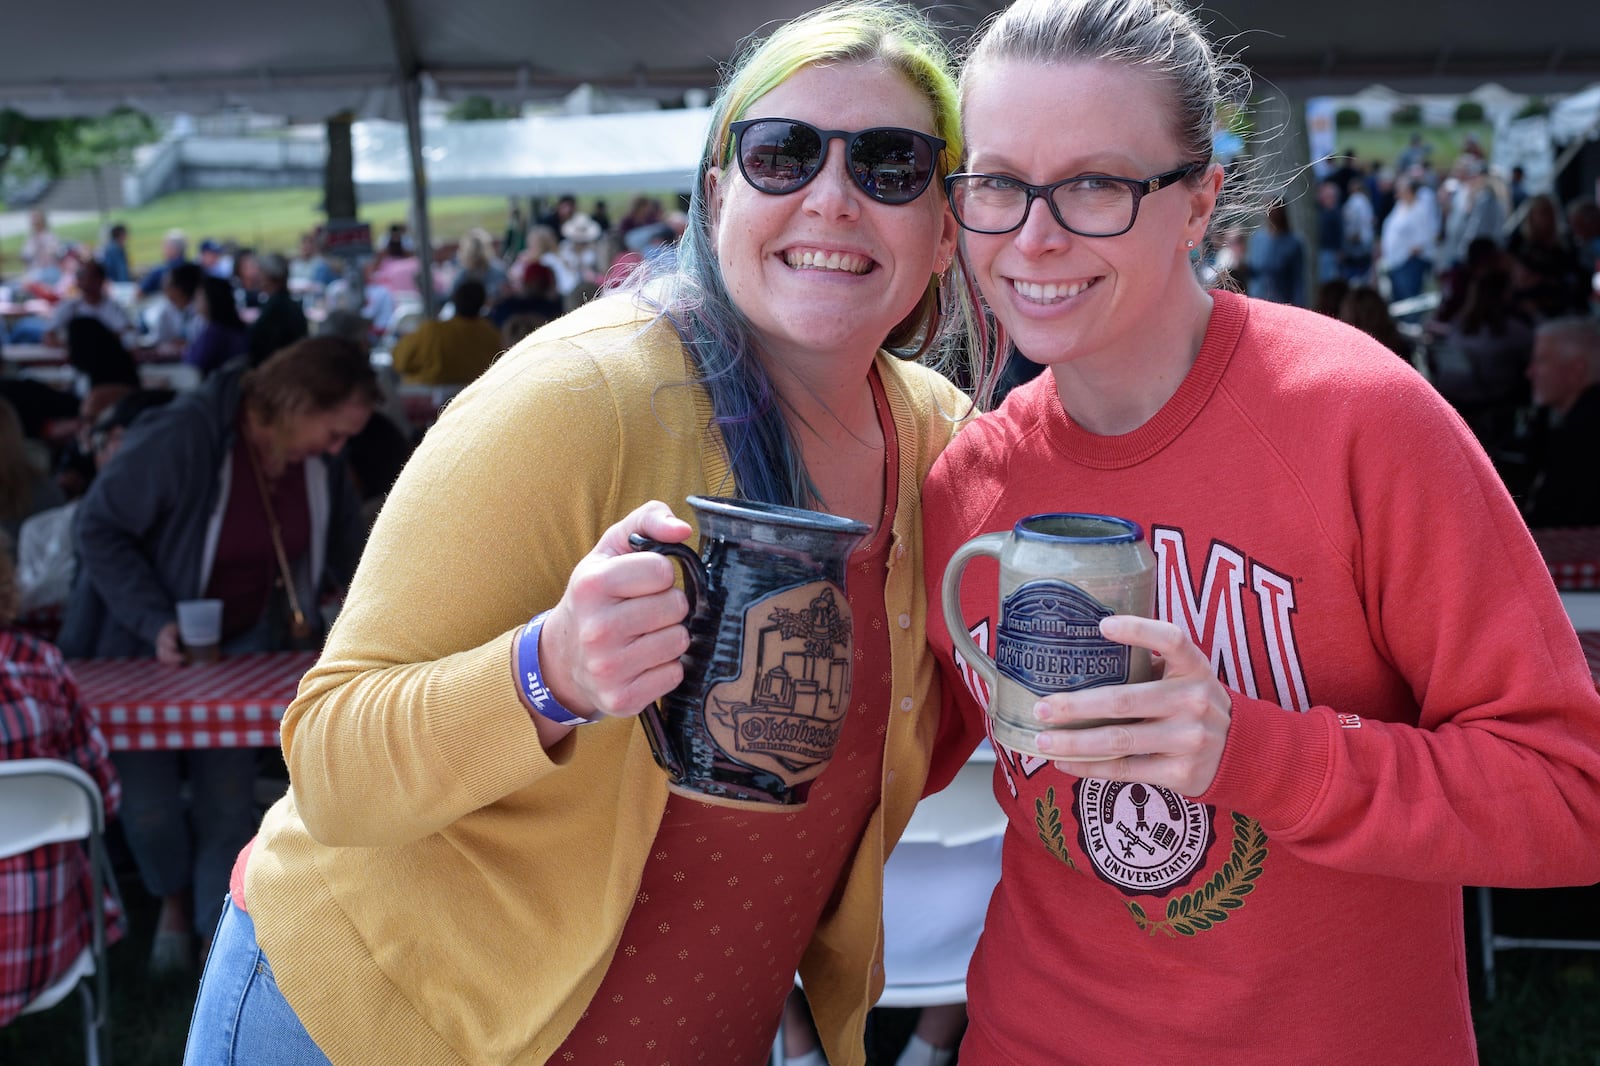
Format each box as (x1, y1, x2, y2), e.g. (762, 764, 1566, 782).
(1186, 240, 1196, 248)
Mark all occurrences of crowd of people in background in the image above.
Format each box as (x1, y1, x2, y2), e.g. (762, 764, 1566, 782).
(0, 192, 693, 622)
(3, 158, 1596, 577)
(1224, 139, 1600, 530)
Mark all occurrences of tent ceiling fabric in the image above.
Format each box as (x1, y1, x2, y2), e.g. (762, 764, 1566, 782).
(7, 0, 1600, 120)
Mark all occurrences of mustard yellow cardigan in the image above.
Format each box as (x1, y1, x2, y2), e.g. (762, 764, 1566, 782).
(247, 295, 968, 1065)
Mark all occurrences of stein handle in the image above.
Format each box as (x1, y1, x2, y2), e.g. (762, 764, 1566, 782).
(626, 533, 708, 783)
(627, 534, 703, 620)
(941, 532, 1007, 695)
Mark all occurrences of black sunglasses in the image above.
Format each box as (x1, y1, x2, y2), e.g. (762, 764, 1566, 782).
(727, 117, 946, 205)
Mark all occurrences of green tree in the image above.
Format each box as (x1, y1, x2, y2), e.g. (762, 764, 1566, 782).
(0, 108, 156, 213)
(1455, 100, 1486, 123)
(1335, 108, 1362, 130)
(0, 109, 89, 180)
(63, 109, 157, 215)
(1516, 96, 1550, 119)
(446, 95, 518, 122)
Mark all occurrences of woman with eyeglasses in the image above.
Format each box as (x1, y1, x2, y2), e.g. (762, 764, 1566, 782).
(922, 0, 1600, 1061)
(184, 3, 972, 1064)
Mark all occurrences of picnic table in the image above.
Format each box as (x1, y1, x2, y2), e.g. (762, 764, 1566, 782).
(69, 650, 317, 751)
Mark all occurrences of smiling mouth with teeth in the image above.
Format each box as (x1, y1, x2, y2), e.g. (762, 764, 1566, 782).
(1012, 277, 1098, 302)
(784, 249, 874, 274)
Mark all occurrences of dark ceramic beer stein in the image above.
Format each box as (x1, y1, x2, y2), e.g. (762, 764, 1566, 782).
(628, 495, 869, 808)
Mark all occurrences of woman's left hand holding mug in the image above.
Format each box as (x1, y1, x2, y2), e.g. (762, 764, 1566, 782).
(537, 501, 695, 723)
(1030, 615, 1233, 797)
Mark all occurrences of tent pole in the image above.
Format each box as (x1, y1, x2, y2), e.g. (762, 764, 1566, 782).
(1251, 85, 1317, 306)
(384, 0, 435, 316)
(400, 73, 436, 316)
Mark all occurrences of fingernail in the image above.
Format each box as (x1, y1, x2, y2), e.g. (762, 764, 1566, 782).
(1033, 700, 1050, 721)
(1034, 731, 1055, 753)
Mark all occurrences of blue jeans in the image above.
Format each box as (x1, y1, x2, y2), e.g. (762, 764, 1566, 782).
(184, 897, 332, 1066)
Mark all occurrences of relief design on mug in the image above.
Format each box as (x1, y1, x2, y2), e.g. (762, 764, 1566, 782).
(706, 582, 852, 783)
(995, 579, 1128, 695)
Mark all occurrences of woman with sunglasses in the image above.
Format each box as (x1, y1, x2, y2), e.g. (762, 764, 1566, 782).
(184, 3, 969, 1064)
(922, 0, 1600, 1061)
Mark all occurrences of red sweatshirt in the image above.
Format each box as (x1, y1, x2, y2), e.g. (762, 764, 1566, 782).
(923, 290, 1600, 1065)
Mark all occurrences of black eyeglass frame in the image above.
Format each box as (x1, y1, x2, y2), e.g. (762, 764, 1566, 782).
(727, 117, 948, 205)
(944, 162, 1207, 237)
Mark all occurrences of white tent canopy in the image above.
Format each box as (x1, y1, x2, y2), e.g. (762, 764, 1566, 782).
(8, 0, 1600, 123)
(352, 108, 712, 200)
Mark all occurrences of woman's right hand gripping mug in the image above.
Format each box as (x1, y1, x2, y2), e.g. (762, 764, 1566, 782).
(628, 495, 869, 809)
(941, 513, 1156, 757)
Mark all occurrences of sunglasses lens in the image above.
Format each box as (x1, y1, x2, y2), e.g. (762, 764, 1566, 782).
(849, 129, 936, 204)
(737, 120, 824, 194)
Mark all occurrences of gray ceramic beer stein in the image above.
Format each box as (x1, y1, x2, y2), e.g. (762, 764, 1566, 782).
(629, 495, 869, 808)
(942, 513, 1156, 757)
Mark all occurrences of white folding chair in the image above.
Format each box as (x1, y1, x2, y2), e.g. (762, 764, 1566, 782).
(0, 758, 120, 1066)
(770, 745, 1006, 1065)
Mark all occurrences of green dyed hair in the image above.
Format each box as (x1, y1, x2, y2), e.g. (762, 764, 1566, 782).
(710, 0, 962, 184)
(645, 1, 966, 509)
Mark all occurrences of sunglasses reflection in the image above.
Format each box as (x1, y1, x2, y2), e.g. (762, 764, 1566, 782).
(731, 118, 944, 204)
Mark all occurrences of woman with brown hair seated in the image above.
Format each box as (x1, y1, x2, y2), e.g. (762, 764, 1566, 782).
(58, 337, 377, 972)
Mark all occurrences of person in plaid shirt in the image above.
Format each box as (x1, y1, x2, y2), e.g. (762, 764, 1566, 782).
(0, 531, 124, 1027)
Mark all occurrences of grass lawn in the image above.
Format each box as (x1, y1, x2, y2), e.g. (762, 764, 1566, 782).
(0, 188, 521, 276)
(1326, 122, 1495, 173)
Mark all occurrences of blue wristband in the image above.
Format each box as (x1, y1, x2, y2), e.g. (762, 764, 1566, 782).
(515, 611, 595, 727)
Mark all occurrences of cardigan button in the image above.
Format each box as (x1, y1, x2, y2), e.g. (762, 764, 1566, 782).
(899, 697, 913, 712)
(896, 613, 911, 629)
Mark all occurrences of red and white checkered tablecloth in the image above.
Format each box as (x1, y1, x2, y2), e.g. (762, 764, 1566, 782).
(1532, 527, 1600, 592)
(67, 651, 318, 751)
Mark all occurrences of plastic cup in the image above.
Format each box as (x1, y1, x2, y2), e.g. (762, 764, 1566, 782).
(175, 599, 224, 663)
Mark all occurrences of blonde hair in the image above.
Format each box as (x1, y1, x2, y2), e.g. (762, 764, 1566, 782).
(647, 0, 967, 507)
(957, 0, 1257, 405)
(458, 228, 496, 273)
(705, 0, 964, 360)
(961, 0, 1260, 255)
(525, 225, 560, 259)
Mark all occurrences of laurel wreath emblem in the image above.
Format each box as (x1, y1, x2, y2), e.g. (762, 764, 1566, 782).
(1126, 812, 1268, 938)
(1034, 786, 1077, 870)
(1033, 791, 1267, 938)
